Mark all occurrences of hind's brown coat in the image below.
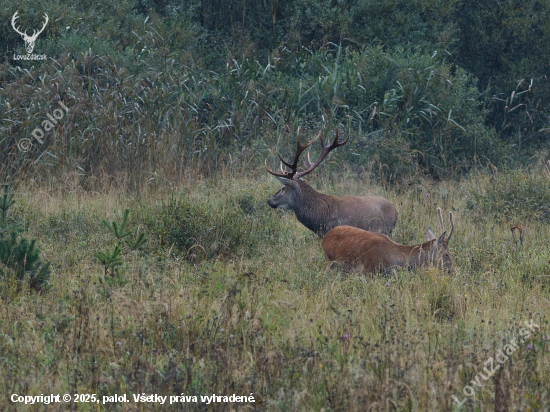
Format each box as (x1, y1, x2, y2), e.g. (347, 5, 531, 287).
(322, 225, 451, 274)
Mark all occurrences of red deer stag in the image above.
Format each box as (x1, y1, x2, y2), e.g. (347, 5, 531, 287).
(266, 128, 397, 237)
(322, 208, 454, 274)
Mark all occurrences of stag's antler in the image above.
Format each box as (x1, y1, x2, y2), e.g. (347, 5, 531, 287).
(296, 129, 349, 179)
(436, 207, 455, 243)
(437, 208, 444, 236)
(266, 128, 348, 179)
(265, 127, 320, 179)
(446, 211, 454, 242)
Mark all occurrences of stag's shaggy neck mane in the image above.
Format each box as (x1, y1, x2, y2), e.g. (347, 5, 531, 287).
(292, 180, 333, 235)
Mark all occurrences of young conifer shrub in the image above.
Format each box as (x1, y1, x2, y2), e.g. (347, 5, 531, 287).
(0, 185, 50, 291)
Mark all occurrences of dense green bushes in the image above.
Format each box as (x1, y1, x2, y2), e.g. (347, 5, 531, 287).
(0, 0, 548, 182)
(142, 190, 287, 261)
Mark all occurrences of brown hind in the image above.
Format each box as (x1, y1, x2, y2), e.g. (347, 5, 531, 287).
(322, 208, 454, 274)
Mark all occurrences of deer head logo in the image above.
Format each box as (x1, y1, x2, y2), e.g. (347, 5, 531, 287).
(11, 11, 49, 54)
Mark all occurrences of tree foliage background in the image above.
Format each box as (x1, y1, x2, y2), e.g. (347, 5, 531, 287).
(0, 0, 548, 181)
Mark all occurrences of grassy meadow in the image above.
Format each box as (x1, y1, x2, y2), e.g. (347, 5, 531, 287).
(0, 165, 549, 411)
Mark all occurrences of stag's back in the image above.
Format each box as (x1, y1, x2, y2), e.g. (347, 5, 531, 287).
(287, 182, 397, 237)
(333, 195, 397, 235)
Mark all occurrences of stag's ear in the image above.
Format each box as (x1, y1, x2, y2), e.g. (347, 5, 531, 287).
(277, 176, 298, 188)
(437, 231, 447, 245)
(425, 228, 436, 241)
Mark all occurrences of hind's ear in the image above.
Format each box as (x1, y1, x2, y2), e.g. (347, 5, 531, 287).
(425, 228, 436, 241)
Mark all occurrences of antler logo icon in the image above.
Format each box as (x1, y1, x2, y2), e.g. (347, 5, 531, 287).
(11, 11, 49, 54)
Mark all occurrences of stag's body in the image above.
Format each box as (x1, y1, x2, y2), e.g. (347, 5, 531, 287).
(268, 178, 397, 236)
(322, 209, 454, 274)
(266, 129, 397, 237)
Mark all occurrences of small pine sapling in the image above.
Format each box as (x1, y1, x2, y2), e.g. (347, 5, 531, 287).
(0, 184, 15, 226)
(0, 184, 23, 234)
(0, 185, 50, 291)
(95, 243, 123, 277)
(95, 208, 148, 278)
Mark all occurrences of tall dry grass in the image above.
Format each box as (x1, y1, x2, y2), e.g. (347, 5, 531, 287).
(0, 166, 548, 411)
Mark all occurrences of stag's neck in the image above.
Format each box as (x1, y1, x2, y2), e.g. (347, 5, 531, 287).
(293, 180, 333, 235)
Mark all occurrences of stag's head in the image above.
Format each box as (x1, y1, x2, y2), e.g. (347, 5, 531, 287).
(424, 208, 455, 271)
(266, 128, 348, 209)
(12, 11, 49, 54)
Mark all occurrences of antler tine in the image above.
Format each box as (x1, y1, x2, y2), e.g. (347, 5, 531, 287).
(295, 129, 349, 179)
(292, 127, 321, 166)
(277, 127, 307, 169)
(277, 152, 294, 169)
(306, 130, 325, 166)
(437, 207, 444, 236)
(266, 127, 321, 179)
(264, 159, 288, 178)
(307, 130, 323, 166)
(446, 211, 454, 242)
